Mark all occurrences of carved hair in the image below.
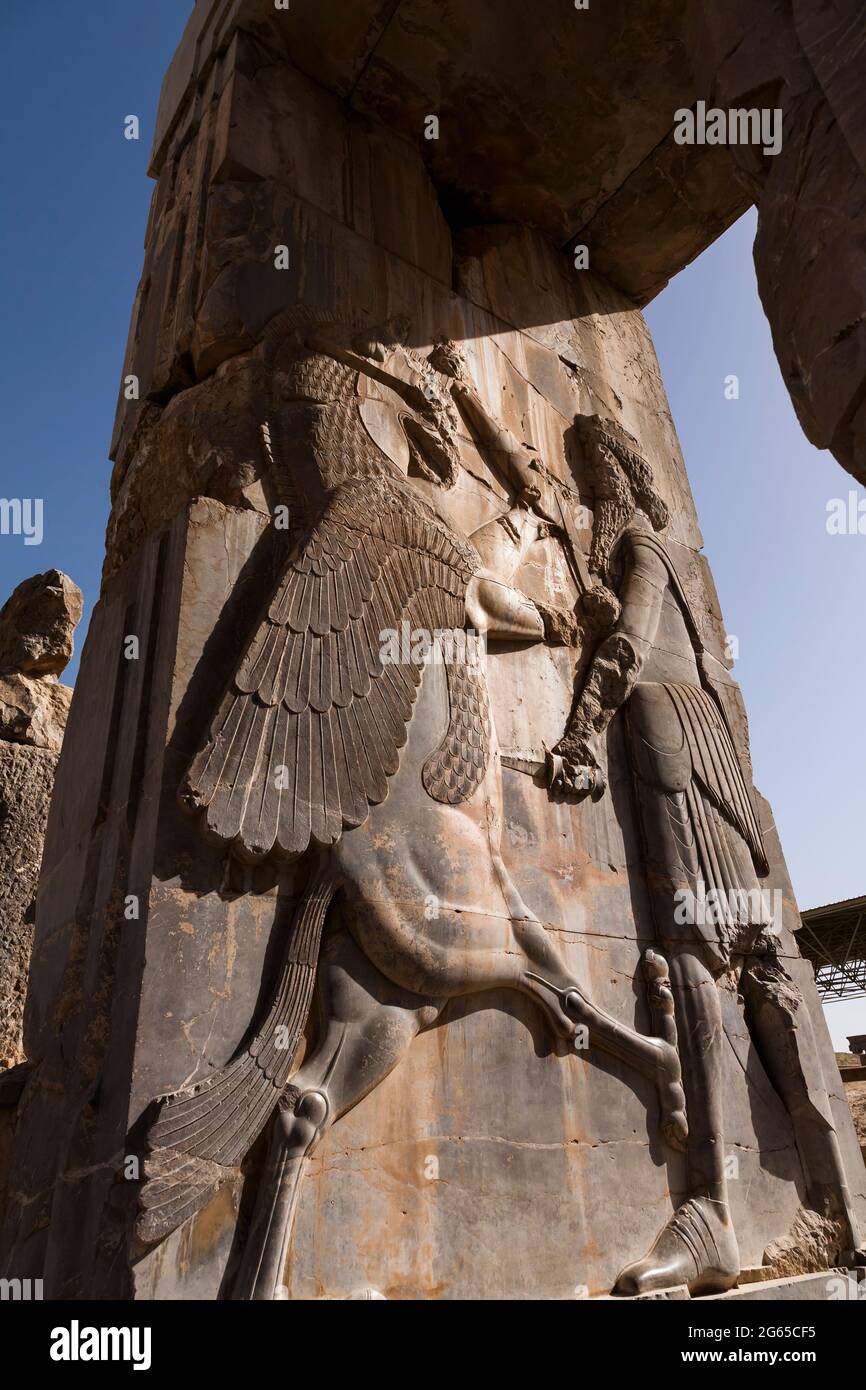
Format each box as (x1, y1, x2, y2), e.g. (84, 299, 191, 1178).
(576, 414, 669, 581)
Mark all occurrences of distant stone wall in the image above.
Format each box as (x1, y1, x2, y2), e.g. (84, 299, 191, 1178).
(847, 1083, 866, 1156)
(837, 1056, 866, 1162)
(0, 571, 81, 1068)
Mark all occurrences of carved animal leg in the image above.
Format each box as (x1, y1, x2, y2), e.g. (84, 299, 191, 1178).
(523, 963, 687, 1145)
(741, 949, 865, 1263)
(486, 854, 686, 1136)
(345, 859, 687, 1151)
(233, 932, 442, 1300)
(671, 948, 727, 1201)
(614, 947, 740, 1296)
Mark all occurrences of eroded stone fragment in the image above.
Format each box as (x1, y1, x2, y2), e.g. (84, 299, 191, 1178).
(0, 571, 81, 1070)
(0, 569, 82, 678)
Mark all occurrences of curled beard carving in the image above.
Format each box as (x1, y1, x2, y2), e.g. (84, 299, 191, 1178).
(581, 430, 669, 633)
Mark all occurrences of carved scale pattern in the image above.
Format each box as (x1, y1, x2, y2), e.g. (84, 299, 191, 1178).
(422, 642, 491, 805)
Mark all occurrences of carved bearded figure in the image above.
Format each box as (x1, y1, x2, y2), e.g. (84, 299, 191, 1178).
(551, 413, 865, 1294)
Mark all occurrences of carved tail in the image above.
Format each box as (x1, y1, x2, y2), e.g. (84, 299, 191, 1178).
(135, 861, 336, 1244)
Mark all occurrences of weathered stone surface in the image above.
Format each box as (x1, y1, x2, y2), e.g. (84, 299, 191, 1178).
(846, 1081, 866, 1153)
(838, 1057, 866, 1163)
(762, 1206, 846, 1280)
(706, 1267, 864, 1302)
(107, 352, 270, 577)
(0, 570, 82, 677)
(124, 0, 866, 494)
(0, 572, 80, 1073)
(148, 0, 748, 262)
(686, 0, 866, 486)
(0, 745, 60, 1068)
(600, 1266, 864, 1301)
(0, 674, 72, 754)
(3, 7, 864, 1306)
(575, 140, 750, 305)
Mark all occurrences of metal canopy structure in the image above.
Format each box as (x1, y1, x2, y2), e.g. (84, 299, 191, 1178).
(798, 896, 866, 1001)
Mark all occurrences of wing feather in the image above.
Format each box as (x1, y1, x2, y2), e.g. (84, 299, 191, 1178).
(181, 476, 485, 859)
(282, 707, 312, 857)
(183, 694, 245, 810)
(236, 620, 282, 696)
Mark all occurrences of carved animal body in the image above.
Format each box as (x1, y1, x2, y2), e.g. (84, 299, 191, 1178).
(135, 337, 686, 1298)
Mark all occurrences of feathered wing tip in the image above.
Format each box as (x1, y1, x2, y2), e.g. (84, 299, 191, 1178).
(137, 1148, 233, 1245)
(135, 1051, 281, 1245)
(135, 1046, 276, 1243)
(135, 871, 336, 1245)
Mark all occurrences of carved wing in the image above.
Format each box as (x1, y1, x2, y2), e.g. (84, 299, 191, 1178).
(136, 864, 335, 1244)
(181, 475, 481, 860)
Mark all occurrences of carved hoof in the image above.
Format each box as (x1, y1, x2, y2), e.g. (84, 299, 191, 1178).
(643, 948, 670, 984)
(643, 949, 675, 1018)
(654, 1045, 687, 1149)
(662, 1109, 689, 1152)
(614, 1197, 740, 1298)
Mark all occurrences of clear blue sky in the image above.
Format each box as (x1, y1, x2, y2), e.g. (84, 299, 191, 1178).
(1, 3, 862, 1046)
(0, 0, 189, 677)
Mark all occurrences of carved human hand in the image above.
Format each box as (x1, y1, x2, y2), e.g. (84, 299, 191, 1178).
(581, 580, 622, 632)
(535, 598, 581, 647)
(546, 732, 605, 800)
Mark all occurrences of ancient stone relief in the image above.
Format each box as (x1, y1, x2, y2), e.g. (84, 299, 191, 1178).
(132, 321, 862, 1299)
(550, 414, 865, 1292)
(131, 323, 681, 1297)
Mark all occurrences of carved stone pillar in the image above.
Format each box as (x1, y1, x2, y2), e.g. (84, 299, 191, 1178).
(1, 10, 862, 1301)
